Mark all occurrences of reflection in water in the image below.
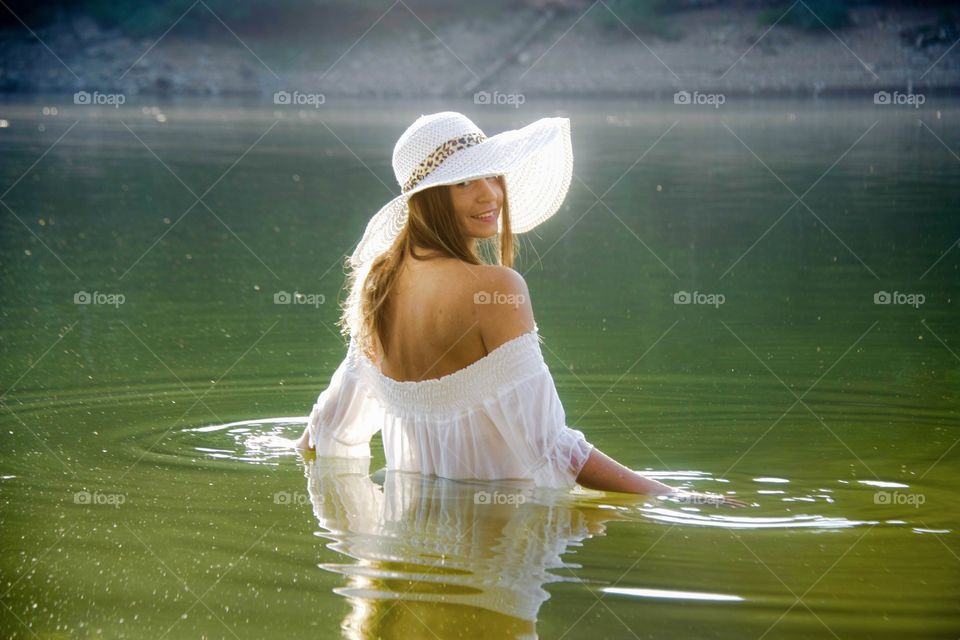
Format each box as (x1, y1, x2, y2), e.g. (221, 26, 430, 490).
(301, 455, 619, 639)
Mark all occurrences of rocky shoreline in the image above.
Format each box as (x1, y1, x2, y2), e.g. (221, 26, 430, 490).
(1, 4, 957, 100)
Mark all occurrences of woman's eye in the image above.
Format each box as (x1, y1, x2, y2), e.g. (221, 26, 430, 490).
(457, 177, 499, 188)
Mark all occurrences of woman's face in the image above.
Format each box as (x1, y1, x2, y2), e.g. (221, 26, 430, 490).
(449, 176, 504, 240)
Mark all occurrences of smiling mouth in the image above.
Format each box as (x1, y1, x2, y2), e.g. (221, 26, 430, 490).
(471, 209, 498, 221)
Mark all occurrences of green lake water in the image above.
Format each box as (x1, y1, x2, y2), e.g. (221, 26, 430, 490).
(1, 97, 958, 638)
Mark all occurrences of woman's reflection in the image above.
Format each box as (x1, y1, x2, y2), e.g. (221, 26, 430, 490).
(302, 455, 630, 639)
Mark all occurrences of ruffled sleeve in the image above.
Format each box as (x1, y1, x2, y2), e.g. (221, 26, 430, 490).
(481, 339, 595, 491)
(306, 339, 384, 458)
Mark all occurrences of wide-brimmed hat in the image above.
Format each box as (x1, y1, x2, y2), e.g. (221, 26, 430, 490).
(349, 111, 573, 270)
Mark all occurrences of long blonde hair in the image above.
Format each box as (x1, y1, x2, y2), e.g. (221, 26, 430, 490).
(339, 177, 514, 361)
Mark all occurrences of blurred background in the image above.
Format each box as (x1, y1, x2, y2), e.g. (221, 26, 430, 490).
(1, 0, 959, 97)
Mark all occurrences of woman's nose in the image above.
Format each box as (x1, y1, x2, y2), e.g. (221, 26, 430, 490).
(476, 178, 501, 202)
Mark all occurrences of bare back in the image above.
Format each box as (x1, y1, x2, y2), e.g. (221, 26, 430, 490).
(377, 255, 534, 383)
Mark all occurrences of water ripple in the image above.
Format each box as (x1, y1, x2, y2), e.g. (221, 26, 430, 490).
(182, 416, 306, 465)
(641, 506, 877, 530)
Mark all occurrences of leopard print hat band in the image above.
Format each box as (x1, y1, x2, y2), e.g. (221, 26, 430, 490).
(401, 132, 488, 193)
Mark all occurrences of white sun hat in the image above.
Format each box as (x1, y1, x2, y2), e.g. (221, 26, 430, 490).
(349, 111, 574, 270)
(342, 111, 574, 340)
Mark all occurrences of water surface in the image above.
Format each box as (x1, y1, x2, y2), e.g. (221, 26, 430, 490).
(1, 97, 958, 638)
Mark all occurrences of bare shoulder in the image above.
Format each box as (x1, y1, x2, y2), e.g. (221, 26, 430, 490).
(470, 263, 529, 293)
(463, 264, 536, 352)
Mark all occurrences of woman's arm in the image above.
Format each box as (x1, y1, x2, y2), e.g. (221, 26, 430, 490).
(294, 341, 384, 457)
(576, 448, 674, 494)
(476, 268, 747, 506)
(577, 448, 749, 507)
(471, 271, 670, 496)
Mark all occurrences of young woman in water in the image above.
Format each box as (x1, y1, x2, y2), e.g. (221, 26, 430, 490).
(296, 111, 742, 506)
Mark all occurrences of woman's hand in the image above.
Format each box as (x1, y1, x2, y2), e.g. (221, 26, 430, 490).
(294, 425, 314, 451)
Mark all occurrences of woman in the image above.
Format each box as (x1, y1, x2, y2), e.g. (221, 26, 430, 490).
(296, 111, 740, 504)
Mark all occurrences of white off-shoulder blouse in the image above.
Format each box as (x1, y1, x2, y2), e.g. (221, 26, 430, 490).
(305, 329, 595, 490)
